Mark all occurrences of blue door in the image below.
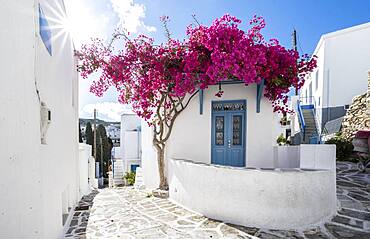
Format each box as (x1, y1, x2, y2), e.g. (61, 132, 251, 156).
(211, 100, 246, 167)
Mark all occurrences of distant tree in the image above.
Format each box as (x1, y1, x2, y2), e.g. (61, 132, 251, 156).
(78, 123, 83, 143)
(85, 122, 93, 145)
(96, 124, 112, 177)
(107, 137, 113, 155)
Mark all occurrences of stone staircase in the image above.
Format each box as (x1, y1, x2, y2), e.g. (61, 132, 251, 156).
(302, 109, 318, 144)
(113, 159, 124, 186)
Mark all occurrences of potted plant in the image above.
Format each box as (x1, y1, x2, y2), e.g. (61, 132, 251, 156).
(276, 134, 288, 146)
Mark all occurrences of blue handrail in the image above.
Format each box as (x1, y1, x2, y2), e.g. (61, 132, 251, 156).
(297, 100, 306, 140)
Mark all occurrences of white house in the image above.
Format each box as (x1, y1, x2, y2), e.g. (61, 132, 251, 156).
(141, 83, 337, 229)
(106, 123, 121, 146)
(0, 0, 89, 238)
(299, 22, 370, 138)
(120, 113, 142, 173)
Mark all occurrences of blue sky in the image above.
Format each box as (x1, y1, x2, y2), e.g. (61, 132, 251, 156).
(65, 0, 370, 121)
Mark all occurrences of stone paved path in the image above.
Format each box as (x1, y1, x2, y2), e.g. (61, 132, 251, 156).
(64, 190, 99, 238)
(65, 162, 370, 238)
(85, 188, 255, 238)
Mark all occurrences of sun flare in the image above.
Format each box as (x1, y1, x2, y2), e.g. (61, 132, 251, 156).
(40, 0, 106, 49)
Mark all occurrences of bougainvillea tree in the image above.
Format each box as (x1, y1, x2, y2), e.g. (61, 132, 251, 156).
(76, 14, 316, 190)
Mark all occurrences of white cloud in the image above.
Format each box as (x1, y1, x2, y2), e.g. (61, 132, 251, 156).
(80, 102, 134, 122)
(110, 0, 156, 33)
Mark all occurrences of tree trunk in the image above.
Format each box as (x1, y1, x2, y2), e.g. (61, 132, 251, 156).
(154, 142, 168, 190)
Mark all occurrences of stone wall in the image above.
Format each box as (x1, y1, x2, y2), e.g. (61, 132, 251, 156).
(341, 71, 370, 139)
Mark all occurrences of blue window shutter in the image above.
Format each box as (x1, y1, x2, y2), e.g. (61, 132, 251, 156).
(256, 79, 265, 113)
(39, 4, 52, 55)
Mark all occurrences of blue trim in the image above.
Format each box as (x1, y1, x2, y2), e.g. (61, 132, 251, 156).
(199, 89, 204, 115)
(301, 104, 315, 110)
(309, 135, 320, 144)
(111, 159, 115, 177)
(130, 164, 140, 172)
(211, 100, 246, 167)
(218, 80, 244, 85)
(38, 4, 52, 55)
(256, 79, 265, 113)
(297, 100, 306, 139)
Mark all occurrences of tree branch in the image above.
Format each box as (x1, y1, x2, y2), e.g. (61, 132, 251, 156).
(180, 90, 199, 112)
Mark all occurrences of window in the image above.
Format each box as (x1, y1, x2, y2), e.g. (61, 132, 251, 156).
(232, 116, 242, 145)
(215, 116, 224, 145)
(315, 70, 319, 90)
(39, 4, 52, 55)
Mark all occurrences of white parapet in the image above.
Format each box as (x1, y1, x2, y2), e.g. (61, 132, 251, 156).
(168, 158, 337, 230)
(273, 144, 336, 172)
(78, 144, 93, 197)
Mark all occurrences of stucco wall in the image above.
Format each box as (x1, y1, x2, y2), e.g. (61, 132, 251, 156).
(0, 1, 81, 238)
(168, 158, 337, 229)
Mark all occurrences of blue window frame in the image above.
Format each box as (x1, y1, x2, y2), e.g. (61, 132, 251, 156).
(39, 4, 52, 55)
(130, 164, 140, 172)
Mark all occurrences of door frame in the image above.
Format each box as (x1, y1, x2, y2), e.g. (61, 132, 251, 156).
(211, 99, 247, 167)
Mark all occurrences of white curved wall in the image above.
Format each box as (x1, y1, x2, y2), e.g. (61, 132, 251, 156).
(168, 158, 336, 229)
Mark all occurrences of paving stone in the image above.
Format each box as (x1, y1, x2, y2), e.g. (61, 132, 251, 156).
(338, 208, 370, 221)
(74, 227, 86, 233)
(192, 229, 221, 239)
(69, 219, 78, 227)
(187, 215, 206, 223)
(226, 224, 259, 236)
(256, 231, 283, 239)
(303, 227, 330, 239)
(66, 226, 76, 235)
(337, 180, 365, 188)
(325, 223, 370, 239)
(269, 230, 304, 238)
(332, 215, 363, 229)
(220, 224, 245, 237)
(200, 219, 222, 228)
(340, 200, 366, 211)
(65, 163, 370, 238)
(348, 192, 370, 202)
(177, 220, 194, 225)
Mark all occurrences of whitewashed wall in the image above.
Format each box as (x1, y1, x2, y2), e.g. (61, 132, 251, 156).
(141, 84, 279, 189)
(300, 144, 337, 171)
(120, 114, 142, 175)
(168, 158, 336, 229)
(141, 121, 159, 189)
(0, 1, 80, 238)
(120, 114, 141, 160)
(273, 144, 336, 172)
(300, 23, 370, 131)
(78, 144, 93, 198)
